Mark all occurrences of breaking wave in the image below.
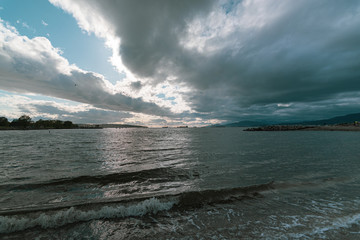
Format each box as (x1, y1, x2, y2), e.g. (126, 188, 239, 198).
(0, 181, 275, 234)
(0, 198, 175, 234)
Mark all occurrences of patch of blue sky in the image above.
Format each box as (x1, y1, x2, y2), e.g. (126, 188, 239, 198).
(156, 93, 166, 98)
(0, 89, 83, 107)
(221, 0, 240, 15)
(0, 0, 122, 84)
(28, 95, 84, 106)
(156, 93, 176, 101)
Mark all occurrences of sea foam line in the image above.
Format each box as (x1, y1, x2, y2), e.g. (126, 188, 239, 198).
(309, 213, 360, 236)
(0, 198, 176, 234)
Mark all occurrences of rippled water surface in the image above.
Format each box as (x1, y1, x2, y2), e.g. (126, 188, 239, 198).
(1, 128, 360, 239)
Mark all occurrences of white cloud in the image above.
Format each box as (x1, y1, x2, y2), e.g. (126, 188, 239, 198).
(0, 19, 172, 119)
(0, 91, 133, 123)
(49, 0, 123, 73)
(41, 20, 48, 26)
(277, 103, 291, 108)
(15, 19, 35, 33)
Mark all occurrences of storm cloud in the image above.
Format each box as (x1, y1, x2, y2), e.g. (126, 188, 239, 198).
(2, 1, 360, 124)
(50, 0, 360, 122)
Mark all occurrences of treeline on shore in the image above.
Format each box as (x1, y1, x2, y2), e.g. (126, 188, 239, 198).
(0, 115, 78, 130)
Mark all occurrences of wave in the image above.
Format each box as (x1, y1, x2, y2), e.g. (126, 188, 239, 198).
(0, 167, 194, 191)
(307, 213, 360, 237)
(273, 177, 352, 190)
(138, 147, 183, 152)
(175, 181, 275, 208)
(0, 181, 275, 234)
(0, 198, 176, 234)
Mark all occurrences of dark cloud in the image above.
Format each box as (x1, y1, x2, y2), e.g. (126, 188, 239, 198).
(183, 1, 360, 110)
(4, 0, 360, 124)
(96, 0, 214, 78)
(148, 118, 167, 124)
(63, 0, 360, 121)
(28, 103, 133, 124)
(130, 81, 142, 91)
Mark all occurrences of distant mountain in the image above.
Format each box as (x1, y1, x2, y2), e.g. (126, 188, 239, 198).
(292, 113, 360, 126)
(209, 112, 360, 128)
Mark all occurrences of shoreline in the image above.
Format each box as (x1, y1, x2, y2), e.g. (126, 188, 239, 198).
(244, 124, 360, 131)
(0, 127, 102, 131)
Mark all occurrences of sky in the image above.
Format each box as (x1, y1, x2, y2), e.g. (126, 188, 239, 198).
(0, 0, 360, 127)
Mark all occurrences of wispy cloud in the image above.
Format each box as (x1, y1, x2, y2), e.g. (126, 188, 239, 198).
(41, 20, 48, 26)
(16, 19, 36, 33)
(21, 22, 30, 29)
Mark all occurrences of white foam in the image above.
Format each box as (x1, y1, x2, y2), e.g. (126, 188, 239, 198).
(309, 213, 360, 236)
(0, 197, 176, 234)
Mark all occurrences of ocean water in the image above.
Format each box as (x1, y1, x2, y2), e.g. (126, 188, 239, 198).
(1, 128, 360, 239)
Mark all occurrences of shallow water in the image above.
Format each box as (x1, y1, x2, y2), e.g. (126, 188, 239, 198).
(1, 128, 360, 239)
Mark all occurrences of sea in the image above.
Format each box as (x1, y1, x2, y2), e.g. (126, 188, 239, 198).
(1, 128, 360, 239)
